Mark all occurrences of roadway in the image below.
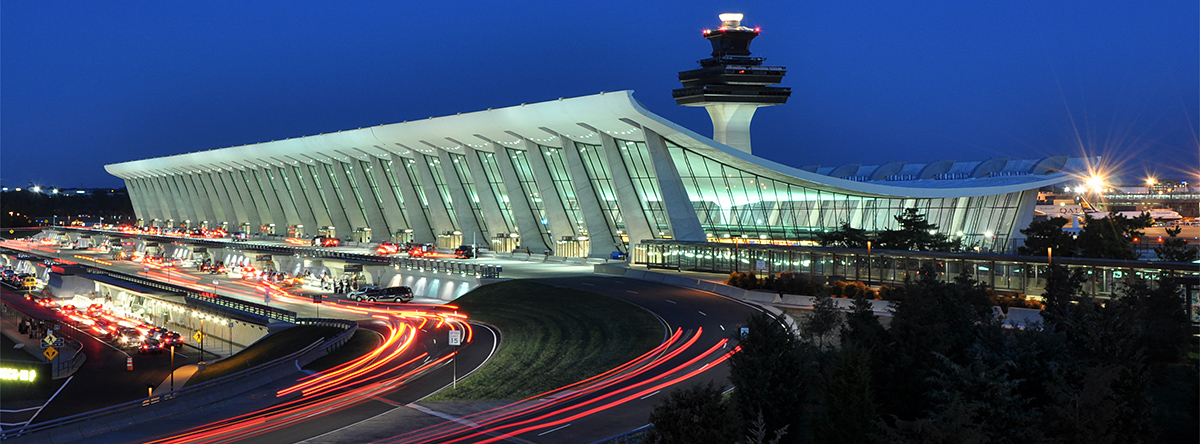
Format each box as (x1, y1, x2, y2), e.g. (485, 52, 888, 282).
(3, 237, 766, 443)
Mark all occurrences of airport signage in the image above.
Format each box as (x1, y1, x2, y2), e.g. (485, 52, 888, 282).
(43, 347, 58, 361)
(343, 265, 364, 272)
(193, 247, 208, 253)
(256, 255, 272, 261)
(448, 330, 462, 346)
(0, 367, 38, 382)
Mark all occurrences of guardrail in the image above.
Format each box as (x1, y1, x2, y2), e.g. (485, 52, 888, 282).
(0, 318, 357, 442)
(83, 267, 297, 323)
(0, 300, 87, 380)
(391, 257, 502, 278)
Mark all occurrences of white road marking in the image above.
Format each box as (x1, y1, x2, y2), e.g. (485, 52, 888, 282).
(582, 282, 594, 286)
(639, 390, 660, 400)
(666, 299, 676, 304)
(626, 290, 638, 294)
(720, 325, 725, 330)
(698, 310, 707, 316)
(538, 424, 572, 436)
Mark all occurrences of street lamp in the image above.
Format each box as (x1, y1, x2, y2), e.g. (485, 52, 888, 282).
(867, 240, 872, 285)
(732, 234, 743, 273)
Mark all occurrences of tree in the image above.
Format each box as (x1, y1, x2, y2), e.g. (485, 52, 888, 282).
(729, 312, 811, 443)
(1154, 226, 1198, 263)
(817, 222, 869, 248)
(1017, 216, 1078, 257)
(876, 208, 959, 252)
(816, 344, 880, 444)
(647, 381, 738, 444)
(804, 293, 841, 350)
(1076, 213, 1152, 260)
(840, 294, 886, 351)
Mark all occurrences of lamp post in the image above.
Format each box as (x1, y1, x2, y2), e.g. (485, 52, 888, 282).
(867, 240, 872, 285)
(169, 344, 175, 391)
(732, 235, 742, 273)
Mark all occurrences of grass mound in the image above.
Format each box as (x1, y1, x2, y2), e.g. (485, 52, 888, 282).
(425, 280, 663, 401)
(304, 328, 382, 373)
(186, 325, 341, 386)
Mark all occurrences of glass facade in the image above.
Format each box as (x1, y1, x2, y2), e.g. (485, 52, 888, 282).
(540, 145, 586, 236)
(614, 139, 671, 236)
(423, 155, 459, 230)
(318, 163, 352, 226)
(375, 158, 411, 229)
(298, 165, 333, 224)
(507, 148, 551, 246)
(476, 151, 517, 233)
(665, 141, 1028, 250)
(401, 158, 435, 229)
(448, 153, 489, 234)
(338, 161, 372, 228)
(574, 142, 626, 237)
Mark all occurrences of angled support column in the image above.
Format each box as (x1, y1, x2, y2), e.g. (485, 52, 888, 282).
(559, 138, 619, 258)
(599, 133, 655, 246)
(643, 128, 705, 241)
(492, 145, 550, 253)
(437, 149, 486, 246)
(123, 178, 148, 221)
(219, 169, 259, 231)
(259, 166, 302, 229)
(413, 155, 455, 236)
(463, 146, 510, 237)
(310, 160, 357, 239)
(366, 156, 409, 240)
(522, 139, 577, 240)
(279, 164, 322, 234)
(344, 157, 392, 242)
(387, 153, 435, 243)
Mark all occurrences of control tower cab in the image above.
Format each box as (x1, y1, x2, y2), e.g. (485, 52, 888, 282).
(673, 13, 791, 154)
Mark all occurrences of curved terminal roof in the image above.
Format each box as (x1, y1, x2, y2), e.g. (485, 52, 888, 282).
(106, 91, 1090, 199)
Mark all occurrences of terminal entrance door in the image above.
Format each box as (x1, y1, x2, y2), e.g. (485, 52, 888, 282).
(261, 223, 276, 235)
(493, 234, 519, 254)
(319, 226, 336, 239)
(288, 225, 305, 237)
(353, 227, 372, 243)
(555, 237, 590, 258)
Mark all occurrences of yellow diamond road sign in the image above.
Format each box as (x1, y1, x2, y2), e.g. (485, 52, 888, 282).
(43, 333, 57, 347)
(44, 347, 58, 361)
(193, 331, 205, 342)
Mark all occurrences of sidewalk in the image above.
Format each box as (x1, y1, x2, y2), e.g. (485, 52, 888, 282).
(0, 297, 82, 366)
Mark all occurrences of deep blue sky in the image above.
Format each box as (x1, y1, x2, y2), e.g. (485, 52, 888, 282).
(3, 1, 1197, 189)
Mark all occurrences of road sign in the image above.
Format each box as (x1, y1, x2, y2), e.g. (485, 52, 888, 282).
(740, 327, 749, 339)
(193, 331, 205, 342)
(212, 279, 219, 286)
(43, 347, 58, 361)
(54, 338, 64, 347)
(312, 294, 322, 304)
(43, 333, 57, 347)
(448, 330, 462, 346)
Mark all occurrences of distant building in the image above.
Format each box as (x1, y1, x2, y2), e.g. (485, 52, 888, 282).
(105, 14, 1093, 257)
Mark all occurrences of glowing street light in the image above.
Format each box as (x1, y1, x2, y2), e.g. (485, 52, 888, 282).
(1085, 175, 1105, 193)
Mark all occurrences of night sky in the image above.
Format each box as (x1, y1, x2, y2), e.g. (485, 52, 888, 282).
(3, 1, 1197, 189)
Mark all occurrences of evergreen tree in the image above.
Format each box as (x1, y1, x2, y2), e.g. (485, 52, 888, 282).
(817, 222, 869, 248)
(876, 208, 959, 252)
(804, 293, 841, 350)
(816, 344, 880, 444)
(840, 294, 886, 351)
(1154, 225, 1198, 262)
(729, 312, 811, 443)
(1017, 216, 1078, 257)
(1076, 213, 1152, 260)
(647, 381, 738, 444)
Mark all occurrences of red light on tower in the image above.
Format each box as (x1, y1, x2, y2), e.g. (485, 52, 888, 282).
(702, 29, 710, 35)
(754, 26, 760, 33)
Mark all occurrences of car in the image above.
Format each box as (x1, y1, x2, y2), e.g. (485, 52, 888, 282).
(231, 231, 250, 241)
(350, 286, 414, 303)
(139, 338, 165, 354)
(312, 236, 341, 247)
(408, 243, 435, 258)
(347, 286, 380, 299)
(161, 332, 183, 347)
(454, 245, 476, 259)
(116, 327, 143, 348)
(376, 242, 401, 255)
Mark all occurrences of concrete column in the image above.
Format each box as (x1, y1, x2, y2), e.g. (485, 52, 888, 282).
(387, 153, 435, 243)
(492, 145, 550, 253)
(259, 166, 301, 228)
(462, 146, 510, 236)
(559, 138, 619, 257)
(198, 171, 235, 226)
(437, 150, 486, 246)
(643, 128, 705, 241)
(184, 173, 218, 224)
(599, 133, 655, 246)
(237, 168, 278, 228)
(163, 174, 198, 224)
(345, 158, 392, 242)
(147, 176, 177, 223)
(217, 169, 257, 230)
(413, 155, 455, 235)
(365, 156, 408, 240)
(522, 139, 577, 239)
(291, 164, 334, 228)
(123, 178, 148, 221)
(309, 161, 355, 239)
(277, 164, 321, 235)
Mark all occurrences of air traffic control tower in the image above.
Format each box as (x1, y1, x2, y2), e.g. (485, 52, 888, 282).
(673, 13, 791, 154)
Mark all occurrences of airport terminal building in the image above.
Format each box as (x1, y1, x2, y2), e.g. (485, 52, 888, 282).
(104, 15, 1089, 259)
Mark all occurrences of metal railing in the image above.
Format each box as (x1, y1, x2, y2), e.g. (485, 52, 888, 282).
(390, 257, 502, 278)
(82, 266, 298, 323)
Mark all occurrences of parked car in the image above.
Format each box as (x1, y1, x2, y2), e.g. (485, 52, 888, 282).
(139, 338, 165, 354)
(407, 244, 435, 258)
(350, 286, 414, 303)
(376, 242, 401, 255)
(454, 245, 476, 259)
